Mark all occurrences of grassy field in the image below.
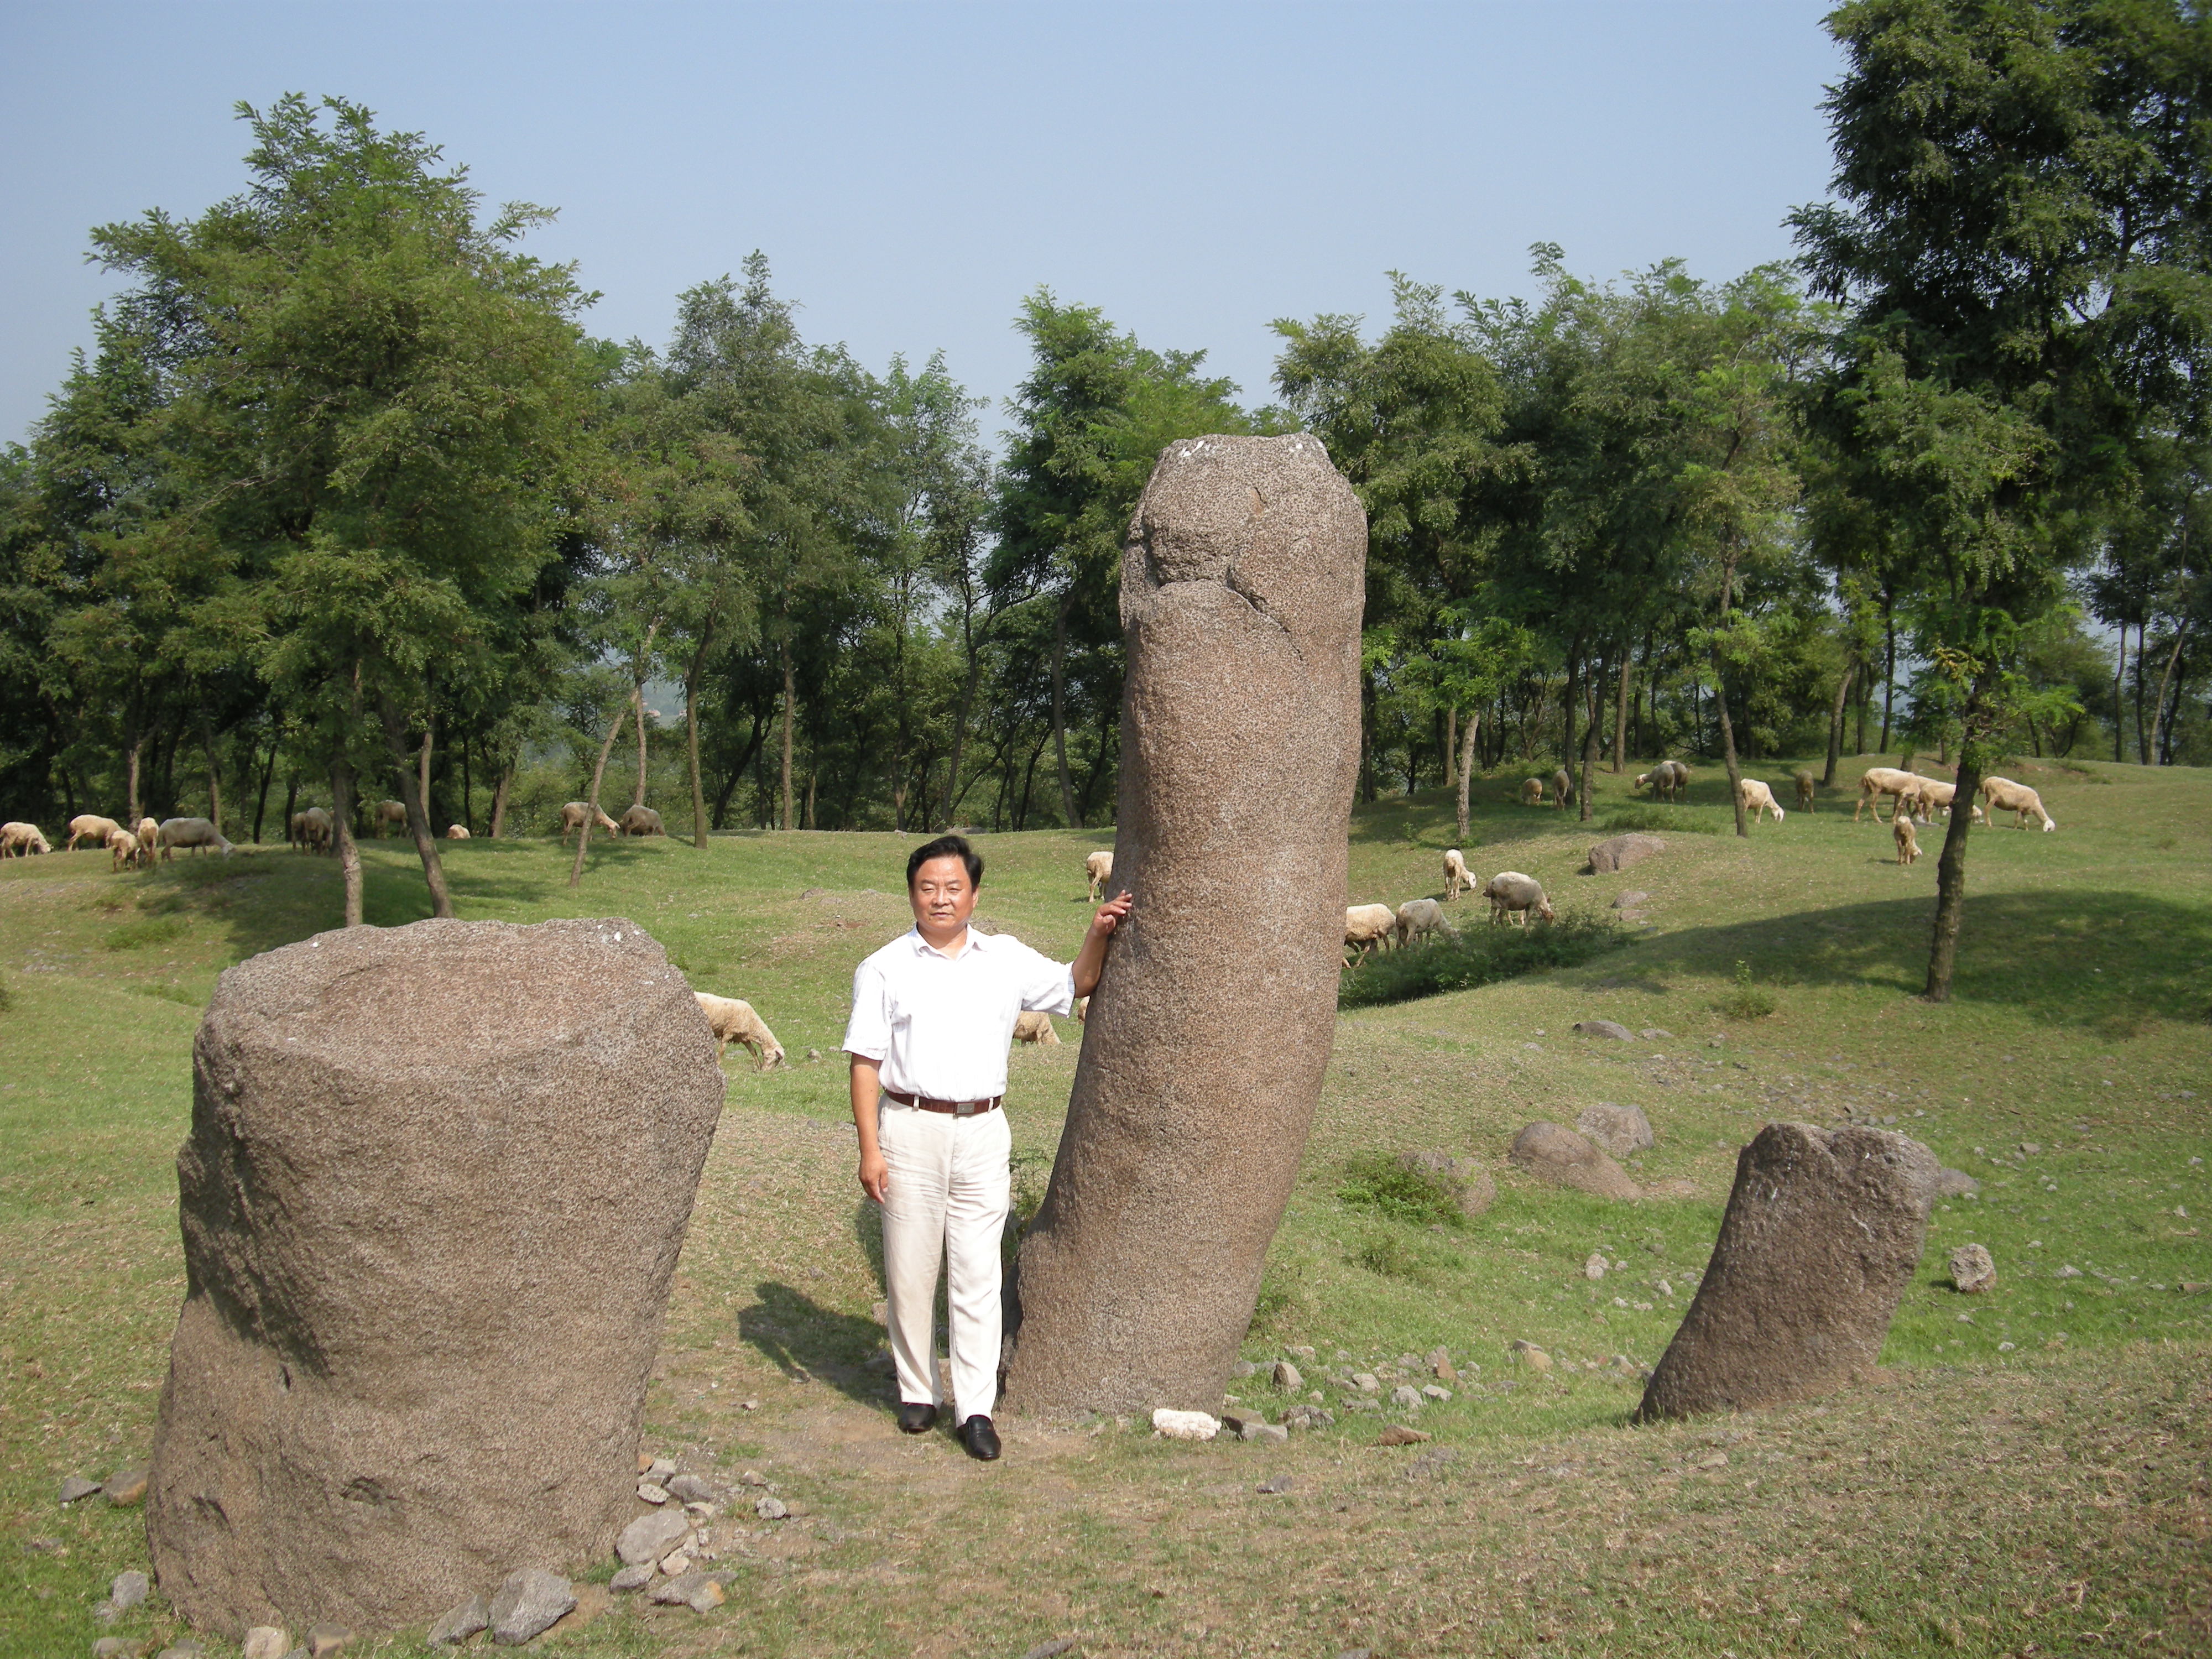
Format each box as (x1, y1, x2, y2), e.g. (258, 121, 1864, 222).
(2, 755, 2206, 1658)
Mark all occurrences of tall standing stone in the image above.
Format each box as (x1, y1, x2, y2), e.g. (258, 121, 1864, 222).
(1635, 1123, 1938, 1422)
(146, 919, 724, 1636)
(1002, 433, 1365, 1415)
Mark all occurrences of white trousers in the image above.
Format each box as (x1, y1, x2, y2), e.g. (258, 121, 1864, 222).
(877, 1099, 1011, 1424)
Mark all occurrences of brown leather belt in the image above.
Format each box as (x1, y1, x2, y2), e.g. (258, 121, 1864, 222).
(884, 1089, 1002, 1117)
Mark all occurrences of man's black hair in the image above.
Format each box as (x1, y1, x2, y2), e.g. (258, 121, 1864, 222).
(907, 834, 983, 889)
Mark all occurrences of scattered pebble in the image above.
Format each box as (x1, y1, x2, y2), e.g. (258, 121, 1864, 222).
(426, 1594, 489, 1646)
(636, 1482, 671, 1505)
(1256, 1475, 1292, 1494)
(1389, 1385, 1423, 1410)
(1351, 1371, 1380, 1394)
(609, 1563, 654, 1593)
(58, 1475, 101, 1505)
(241, 1630, 291, 1659)
(102, 1468, 149, 1507)
(1950, 1243, 1997, 1295)
(108, 1570, 150, 1611)
(307, 1624, 353, 1657)
(651, 1569, 727, 1613)
(1272, 1359, 1303, 1390)
(1584, 1253, 1608, 1281)
(1422, 1384, 1453, 1401)
(487, 1569, 575, 1646)
(754, 1494, 789, 1521)
(660, 1551, 692, 1576)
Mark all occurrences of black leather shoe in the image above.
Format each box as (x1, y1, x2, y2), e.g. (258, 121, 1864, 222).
(959, 1415, 1001, 1461)
(896, 1401, 938, 1434)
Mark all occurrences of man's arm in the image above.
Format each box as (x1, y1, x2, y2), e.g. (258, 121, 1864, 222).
(1071, 891, 1133, 999)
(850, 1055, 889, 1203)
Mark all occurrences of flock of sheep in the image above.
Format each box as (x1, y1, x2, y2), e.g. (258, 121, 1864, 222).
(1341, 849, 1554, 968)
(0, 813, 234, 868)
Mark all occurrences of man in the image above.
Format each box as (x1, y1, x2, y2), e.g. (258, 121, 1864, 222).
(842, 834, 1130, 1461)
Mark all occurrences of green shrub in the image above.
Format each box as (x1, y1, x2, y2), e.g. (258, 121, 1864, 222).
(1337, 1152, 1468, 1229)
(1599, 804, 1718, 835)
(1339, 913, 1630, 1009)
(1713, 958, 1777, 1021)
(103, 916, 190, 952)
(1351, 1232, 1462, 1286)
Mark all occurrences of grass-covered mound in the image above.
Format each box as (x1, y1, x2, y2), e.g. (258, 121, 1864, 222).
(1338, 912, 1631, 1008)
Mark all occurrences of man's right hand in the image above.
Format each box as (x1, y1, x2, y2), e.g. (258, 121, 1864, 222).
(859, 1149, 890, 1204)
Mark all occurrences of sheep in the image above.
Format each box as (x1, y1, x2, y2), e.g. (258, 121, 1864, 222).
(693, 992, 787, 1070)
(1907, 779, 1987, 826)
(1343, 902, 1397, 965)
(556, 801, 621, 844)
(107, 828, 145, 872)
(1855, 766, 1921, 823)
(1551, 766, 1574, 810)
(1480, 870, 1554, 926)
(134, 817, 160, 855)
(1980, 775, 2057, 832)
(1085, 849, 1115, 902)
(66, 814, 123, 852)
(446, 824, 471, 840)
(156, 817, 236, 860)
(288, 811, 310, 851)
(1735, 778, 1786, 823)
(1, 822, 52, 857)
(1661, 760, 1691, 800)
(1632, 769, 1659, 797)
(1394, 897, 1457, 949)
(1519, 777, 1547, 807)
(372, 800, 408, 837)
(299, 806, 333, 854)
(1442, 847, 1474, 901)
(1894, 814, 1921, 866)
(1793, 771, 1816, 813)
(1636, 760, 1690, 802)
(1012, 1010, 1061, 1046)
(616, 804, 663, 837)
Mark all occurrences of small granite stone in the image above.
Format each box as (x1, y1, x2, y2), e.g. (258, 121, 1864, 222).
(155, 1644, 205, 1659)
(1578, 1102, 1656, 1160)
(1351, 1371, 1380, 1394)
(1934, 1167, 1980, 1198)
(1950, 1243, 1997, 1295)
(1389, 1385, 1423, 1409)
(617, 1506, 690, 1565)
(58, 1475, 101, 1504)
(1272, 1360, 1303, 1390)
(1241, 1422, 1290, 1444)
(1376, 1425, 1432, 1446)
(101, 1469, 149, 1507)
(650, 1570, 724, 1613)
(644, 1457, 676, 1482)
(1573, 1019, 1636, 1041)
(108, 1571, 150, 1610)
(487, 1569, 575, 1646)
(426, 1594, 489, 1645)
(1422, 1384, 1452, 1401)
(636, 1481, 670, 1505)
(305, 1626, 352, 1657)
(1584, 1253, 1609, 1281)
(659, 1551, 691, 1577)
(241, 1630, 290, 1659)
(1613, 891, 1650, 909)
(1640, 1027, 1673, 1040)
(754, 1493, 789, 1520)
(609, 1563, 654, 1593)
(91, 1642, 149, 1659)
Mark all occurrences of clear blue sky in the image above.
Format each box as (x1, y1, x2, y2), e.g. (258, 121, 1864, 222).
(1, 2, 1845, 448)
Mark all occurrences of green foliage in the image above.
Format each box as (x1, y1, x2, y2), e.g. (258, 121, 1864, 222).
(1336, 1153, 1469, 1230)
(102, 916, 189, 952)
(1597, 804, 1718, 836)
(1338, 914, 1630, 1009)
(1712, 958, 1777, 1022)
(1350, 1232, 1463, 1286)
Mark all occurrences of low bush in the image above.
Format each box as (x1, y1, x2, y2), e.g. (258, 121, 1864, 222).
(103, 916, 190, 952)
(1599, 805, 1718, 835)
(1338, 913, 1630, 1009)
(1338, 1152, 1469, 1229)
(1713, 958, 1777, 1021)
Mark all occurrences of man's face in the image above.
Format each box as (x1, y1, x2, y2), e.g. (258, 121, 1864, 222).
(909, 855, 979, 936)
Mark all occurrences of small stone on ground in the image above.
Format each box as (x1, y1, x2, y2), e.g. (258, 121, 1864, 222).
(1573, 1019, 1636, 1040)
(1376, 1425, 1432, 1446)
(108, 1570, 150, 1610)
(241, 1630, 291, 1659)
(609, 1564, 654, 1593)
(1950, 1242, 1997, 1293)
(426, 1594, 489, 1645)
(58, 1475, 101, 1504)
(487, 1569, 576, 1646)
(1150, 1408, 1219, 1441)
(617, 1506, 690, 1565)
(102, 1468, 149, 1507)
(306, 1625, 352, 1657)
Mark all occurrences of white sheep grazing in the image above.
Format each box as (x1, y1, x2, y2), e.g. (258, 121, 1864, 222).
(1631, 769, 1658, 797)
(300, 806, 333, 854)
(1980, 775, 2057, 832)
(557, 801, 589, 844)
(617, 804, 662, 837)
(1012, 1010, 1061, 1046)
(1395, 897, 1457, 949)
(1661, 759, 1691, 800)
(1894, 814, 1920, 866)
(134, 817, 160, 854)
(1551, 766, 1574, 810)
(107, 828, 144, 872)
(1085, 849, 1115, 902)
(1855, 766, 1921, 822)
(157, 817, 236, 860)
(1519, 777, 1547, 807)
(372, 800, 408, 837)
(288, 811, 310, 850)
(1344, 902, 1397, 964)
(1, 822, 53, 857)
(1442, 847, 1474, 900)
(1481, 870, 1554, 926)
(1735, 778, 1786, 823)
(446, 823, 470, 839)
(66, 814, 123, 852)
(1907, 779, 1986, 826)
(693, 992, 787, 1070)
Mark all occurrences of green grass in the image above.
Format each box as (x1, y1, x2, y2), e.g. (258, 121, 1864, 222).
(1, 752, 2207, 1656)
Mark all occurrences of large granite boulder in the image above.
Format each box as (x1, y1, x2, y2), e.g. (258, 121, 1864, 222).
(1588, 834, 1664, 874)
(146, 919, 725, 1637)
(1003, 434, 1366, 1415)
(1577, 1102, 1655, 1160)
(1508, 1121, 1641, 1200)
(1636, 1123, 1938, 1422)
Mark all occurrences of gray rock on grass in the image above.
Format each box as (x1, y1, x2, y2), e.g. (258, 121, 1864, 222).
(1573, 1020, 1635, 1041)
(1577, 1102, 1655, 1160)
(650, 1571, 726, 1613)
(426, 1594, 489, 1646)
(609, 1563, 654, 1593)
(617, 1505, 691, 1565)
(665, 1473, 717, 1504)
(1637, 1124, 1939, 1421)
(1509, 1121, 1642, 1201)
(1271, 1359, 1303, 1390)
(1950, 1243, 1997, 1294)
(1588, 834, 1664, 874)
(59, 1475, 101, 1504)
(1612, 891, 1650, 909)
(487, 1569, 575, 1646)
(109, 1570, 150, 1610)
(1934, 1167, 1981, 1198)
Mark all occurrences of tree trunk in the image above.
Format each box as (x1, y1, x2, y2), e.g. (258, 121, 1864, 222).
(633, 685, 650, 807)
(1454, 710, 1481, 843)
(2134, 620, 2151, 763)
(462, 740, 472, 833)
(1823, 661, 1854, 786)
(1881, 607, 1897, 754)
(1714, 552, 1747, 837)
(569, 696, 630, 891)
(1051, 592, 1078, 828)
(1612, 650, 1631, 773)
(252, 734, 277, 843)
(329, 752, 363, 928)
(201, 721, 225, 833)
(1443, 707, 1457, 790)
(489, 757, 514, 841)
(1924, 673, 1996, 1003)
(683, 612, 718, 848)
(280, 776, 298, 847)
(126, 733, 143, 828)
(2148, 624, 2188, 765)
(418, 726, 433, 831)
(945, 652, 985, 831)
(1562, 648, 1581, 777)
(2112, 624, 2127, 762)
(779, 635, 796, 833)
(378, 697, 456, 920)
(1578, 687, 1602, 823)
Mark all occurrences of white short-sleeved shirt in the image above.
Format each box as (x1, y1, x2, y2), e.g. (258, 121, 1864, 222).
(842, 926, 1076, 1102)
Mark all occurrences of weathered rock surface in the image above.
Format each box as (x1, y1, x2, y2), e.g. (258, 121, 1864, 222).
(488, 1570, 574, 1646)
(1508, 1122, 1642, 1201)
(240, 1631, 290, 1659)
(1588, 834, 1664, 874)
(1577, 1102, 1656, 1160)
(59, 1475, 101, 1504)
(102, 1468, 149, 1507)
(426, 1595, 488, 1646)
(1933, 1167, 1981, 1198)
(1637, 1123, 1938, 1422)
(144, 918, 726, 1637)
(1396, 1149, 1495, 1217)
(1612, 891, 1650, 910)
(617, 1507, 691, 1566)
(608, 1564, 654, 1593)
(1003, 435, 1366, 1415)
(1572, 1019, 1635, 1041)
(1950, 1243, 1996, 1294)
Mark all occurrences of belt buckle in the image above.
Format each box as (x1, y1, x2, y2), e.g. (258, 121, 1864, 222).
(954, 1100, 977, 1117)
